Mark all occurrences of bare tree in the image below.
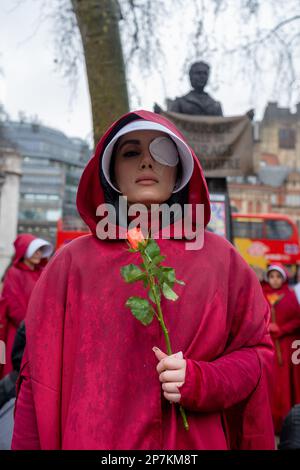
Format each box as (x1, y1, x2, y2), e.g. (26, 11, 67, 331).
(70, 0, 129, 142)
(16, 0, 300, 142)
(181, 0, 300, 107)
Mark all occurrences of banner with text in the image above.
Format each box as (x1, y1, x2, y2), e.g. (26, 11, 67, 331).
(163, 111, 253, 177)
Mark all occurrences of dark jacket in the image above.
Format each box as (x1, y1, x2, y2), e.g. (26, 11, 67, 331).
(0, 321, 25, 408)
(279, 405, 300, 449)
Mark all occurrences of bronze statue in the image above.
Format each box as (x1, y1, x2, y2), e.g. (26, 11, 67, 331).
(154, 60, 254, 120)
(155, 61, 222, 116)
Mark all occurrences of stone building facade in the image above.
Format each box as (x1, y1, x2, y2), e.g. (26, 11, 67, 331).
(1, 121, 91, 245)
(228, 102, 300, 229)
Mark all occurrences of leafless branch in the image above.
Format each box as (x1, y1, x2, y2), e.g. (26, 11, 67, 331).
(8, 0, 300, 110)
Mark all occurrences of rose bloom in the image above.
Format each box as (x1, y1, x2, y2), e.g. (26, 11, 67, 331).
(126, 227, 146, 250)
(266, 293, 281, 306)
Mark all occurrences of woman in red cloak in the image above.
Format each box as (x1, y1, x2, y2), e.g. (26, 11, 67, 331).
(0, 234, 53, 378)
(12, 111, 274, 450)
(262, 263, 300, 435)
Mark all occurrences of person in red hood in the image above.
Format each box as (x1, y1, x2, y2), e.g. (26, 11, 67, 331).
(0, 234, 53, 378)
(262, 263, 300, 435)
(12, 110, 274, 450)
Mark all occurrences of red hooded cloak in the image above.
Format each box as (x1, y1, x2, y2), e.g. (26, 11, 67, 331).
(12, 110, 275, 450)
(0, 234, 45, 378)
(262, 266, 300, 434)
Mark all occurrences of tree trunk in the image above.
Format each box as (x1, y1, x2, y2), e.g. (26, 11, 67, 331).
(71, 0, 129, 144)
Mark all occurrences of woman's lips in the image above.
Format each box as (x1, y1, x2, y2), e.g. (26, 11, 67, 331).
(136, 179, 158, 185)
(135, 175, 159, 185)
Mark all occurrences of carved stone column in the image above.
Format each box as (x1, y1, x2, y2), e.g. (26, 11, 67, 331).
(0, 145, 22, 279)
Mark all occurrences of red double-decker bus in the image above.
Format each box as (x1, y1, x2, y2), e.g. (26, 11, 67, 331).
(232, 213, 300, 279)
(55, 219, 89, 251)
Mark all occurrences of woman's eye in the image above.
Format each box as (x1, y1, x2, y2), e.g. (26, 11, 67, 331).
(123, 150, 140, 158)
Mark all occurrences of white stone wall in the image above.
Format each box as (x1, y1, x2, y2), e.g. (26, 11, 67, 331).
(0, 147, 22, 279)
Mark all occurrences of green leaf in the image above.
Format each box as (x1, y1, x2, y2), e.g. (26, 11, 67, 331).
(144, 239, 160, 260)
(137, 241, 146, 252)
(126, 296, 155, 325)
(155, 267, 176, 288)
(175, 279, 185, 285)
(161, 267, 175, 287)
(151, 255, 166, 265)
(121, 264, 146, 283)
(148, 284, 161, 304)
(162, 283, 178, 301)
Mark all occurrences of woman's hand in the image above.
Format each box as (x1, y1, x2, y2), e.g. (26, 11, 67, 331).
(152, 347, 186, 404)
(268, 322, 281, 338)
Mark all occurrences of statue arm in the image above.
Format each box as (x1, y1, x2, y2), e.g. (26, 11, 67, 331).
(167, 98, 181, 113)
(215, 102, 223, 117)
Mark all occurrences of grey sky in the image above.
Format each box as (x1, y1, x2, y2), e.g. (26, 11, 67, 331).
(0, 0, 92, 141)
(0, 0, 299, 142)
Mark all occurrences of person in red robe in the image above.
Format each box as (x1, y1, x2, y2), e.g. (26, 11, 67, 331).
(12, 110, 274, 450)
(0, 234, 53, 378)
(262, 263, 300, 435)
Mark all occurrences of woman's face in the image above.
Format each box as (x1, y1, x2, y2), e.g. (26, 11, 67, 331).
(268, 270, 284, 289)
(26, 249, 43, 266)
(114, 130, 178, 206)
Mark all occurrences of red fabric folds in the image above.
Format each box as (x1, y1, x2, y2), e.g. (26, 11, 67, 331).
(262, 280, 300, 434)
(0, 234, 43, 377)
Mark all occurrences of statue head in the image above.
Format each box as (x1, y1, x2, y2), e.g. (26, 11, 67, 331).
(189, 61, 210, 92)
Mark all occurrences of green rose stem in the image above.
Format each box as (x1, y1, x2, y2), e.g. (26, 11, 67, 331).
(122, 233, 189, 431)
(141, 250, 189, 432)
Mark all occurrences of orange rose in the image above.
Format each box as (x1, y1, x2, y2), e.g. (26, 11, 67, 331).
(126, 227, 146, 250)
(266, 293, 280, 306)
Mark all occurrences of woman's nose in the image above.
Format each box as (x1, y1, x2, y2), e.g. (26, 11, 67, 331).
(139, 149, 154, 169)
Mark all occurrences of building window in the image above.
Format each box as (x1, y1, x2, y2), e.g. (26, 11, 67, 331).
(270, 194, 278, 205)
(23, 193, 60, 202)
(278, 128, 296, 149)
(285, 194, 300, 206)
(46, 209, 62, 221)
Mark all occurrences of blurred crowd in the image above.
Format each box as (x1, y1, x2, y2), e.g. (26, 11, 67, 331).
(1, 232, 300, 449)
